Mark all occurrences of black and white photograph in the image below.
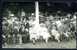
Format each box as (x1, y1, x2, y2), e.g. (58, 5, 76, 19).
(2, 0, 76, 48)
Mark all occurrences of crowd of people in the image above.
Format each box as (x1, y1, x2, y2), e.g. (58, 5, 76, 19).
(2, 9, 76, 45)
(28, 11, 76, 44)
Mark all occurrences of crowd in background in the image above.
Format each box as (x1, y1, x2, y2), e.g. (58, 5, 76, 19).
(2, 9, 76, 45)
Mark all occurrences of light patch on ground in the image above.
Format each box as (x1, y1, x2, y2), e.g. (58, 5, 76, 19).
(2, 39, 76, 48)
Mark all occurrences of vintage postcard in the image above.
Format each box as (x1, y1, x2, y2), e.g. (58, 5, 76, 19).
(1, 0, 76, 48)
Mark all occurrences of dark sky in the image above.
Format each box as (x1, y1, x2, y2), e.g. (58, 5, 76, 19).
(2, 0, 77, 13)
(1, 0, 77, 2)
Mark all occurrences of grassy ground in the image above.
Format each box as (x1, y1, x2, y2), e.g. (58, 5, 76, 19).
(2, 39, 76, 48)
